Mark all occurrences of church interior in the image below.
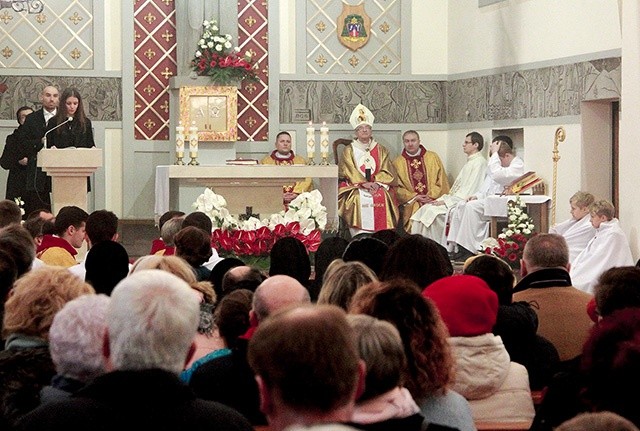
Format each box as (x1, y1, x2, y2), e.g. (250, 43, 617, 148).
(0, 0, 638, 256)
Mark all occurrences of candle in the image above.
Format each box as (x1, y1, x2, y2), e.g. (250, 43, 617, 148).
(306, 121, 316, 161)
(320, 121, 329, 158)
(189, 121, 198, 157)
(175, 121, 185, 156)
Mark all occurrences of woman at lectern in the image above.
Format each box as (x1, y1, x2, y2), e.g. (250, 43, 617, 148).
(45, 88, 95, 149)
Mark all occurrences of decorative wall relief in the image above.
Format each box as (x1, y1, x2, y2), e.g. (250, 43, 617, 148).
(282, 57, 621, 126)
(306, 0, 401, 74)
(279, 80, 446, 125)
(0, 75, 121, 121)
(447, 57, 621, 123)
(0, 0, 94, 69)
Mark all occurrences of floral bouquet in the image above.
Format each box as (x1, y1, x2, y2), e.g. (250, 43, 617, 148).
(193, 188, 327, 264)
(483, 195, 536, 269)
(191, 18, 258, 84)
(14, 197, 25, 217)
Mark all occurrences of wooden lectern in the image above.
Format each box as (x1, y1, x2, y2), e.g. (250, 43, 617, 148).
(37, 148, 103, 213)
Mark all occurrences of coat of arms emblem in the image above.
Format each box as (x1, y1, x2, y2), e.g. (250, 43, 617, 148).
(337, 1, 371, 51)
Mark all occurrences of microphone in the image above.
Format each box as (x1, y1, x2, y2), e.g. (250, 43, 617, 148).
(43, 116, 73, 147)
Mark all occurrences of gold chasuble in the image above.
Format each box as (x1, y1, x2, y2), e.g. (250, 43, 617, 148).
(338, 141, 398, 232)
(393, 145, 450, 231)
(260, 151, 313, 194)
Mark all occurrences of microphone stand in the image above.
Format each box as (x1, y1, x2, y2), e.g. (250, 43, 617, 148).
(43, 116, 73, 148)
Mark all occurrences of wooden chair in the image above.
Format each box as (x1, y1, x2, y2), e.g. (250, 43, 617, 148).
(332, 138, 352, 166)
(475, 421, 532, 431)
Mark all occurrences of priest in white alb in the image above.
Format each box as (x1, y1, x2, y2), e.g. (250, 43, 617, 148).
(447, 137, 525, 260)
(549, 191, 596, 264)
(410, 131, 487, 245)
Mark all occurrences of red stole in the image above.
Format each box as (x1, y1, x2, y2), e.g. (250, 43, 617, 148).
(359, 145, 388, 231)
(37, 234, 77, 256)
(270, 150, 295, 165)
(402, 145, 429, 195)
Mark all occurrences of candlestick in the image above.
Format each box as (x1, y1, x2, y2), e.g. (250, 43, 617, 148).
(306, 121, 316, 165)
(175, 121, 185, 165)
(188, 121, 199, 166)
(320, 121, 329, 165)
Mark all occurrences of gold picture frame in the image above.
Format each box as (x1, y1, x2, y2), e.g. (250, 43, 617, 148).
(179, 85, 238, 142)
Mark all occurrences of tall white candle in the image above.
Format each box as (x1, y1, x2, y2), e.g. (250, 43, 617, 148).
(306, 121, 316, 160)
(189, 121, 198, 157)
(176, 121, 185, 156)
(320, 121, 329, 157)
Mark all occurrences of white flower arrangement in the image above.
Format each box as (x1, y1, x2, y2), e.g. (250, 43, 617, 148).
(192, 188, 327, 235)
(498, 195, 535, 239)
(14, 197, 25, 216)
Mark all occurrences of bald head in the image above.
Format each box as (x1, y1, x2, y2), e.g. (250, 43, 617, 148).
(252, 275, 310, 322)
(41, 86, 59, 112)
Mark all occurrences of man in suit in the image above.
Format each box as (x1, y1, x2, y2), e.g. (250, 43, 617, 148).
(16, 85, 59, 216)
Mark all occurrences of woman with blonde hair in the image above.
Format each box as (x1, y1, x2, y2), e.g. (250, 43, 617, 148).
(318, 260, 377, 310)
(0, 267, 94, 427)
(130, 255, 218, 366)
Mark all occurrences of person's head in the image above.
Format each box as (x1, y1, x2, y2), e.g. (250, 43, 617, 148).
(16, 106, 33, 125)
(174, 226, 213, 268)
(463, 254, 516, 305)
(0, 199, 22, 227)
(221, 265, 266, 298)
(402, 130, 421, 154)
(49, 294, 110, 382)
(355, 124, 372, 144)
(556, 412, 640, 431)
(209, 257, 245, 297)
(182, 211, 213, 236)
(521, 233, 570, 275)
(497, 142, 515, 167)
(160, 217, 183, 247)
(2, 267, 94, 340)
(318, 260, 378, 311)
(313, 236, 349, 289)
(54, 206, 89, 248)
(464, 131, 484, 154)
(248, 305, 362, 424)
(0, 224, 36, 277)
(342, 237, 388, 276)
(129, 255, 215, 305)
(85, 209, 119, 246)
(213, 289, 252, 348)
(590, 200, 615, 228)
(106, 270, 201, 373)
(158, 210, 185, 233)
(580, 308, 640, 425)
(85, 241, 130, 296)
(275, 131, 292, 156)
(40, 85, 59, 112)
(370, 229, 401, 247)
(594, 267, 640, 318)
(269, 236, 311, 286)
(252, 275, 311, 323)
(349, 279, 453, 400)
(493, 135, 514, 149)
(380, 234, 452, 288)
(347, 314, 406, 401)
(423, 275, 499, 337)
(569, 191, 595, 221)
(58, 87, 85, 122)
(26, 209, 55, 222)
(23, 216, 54, 247)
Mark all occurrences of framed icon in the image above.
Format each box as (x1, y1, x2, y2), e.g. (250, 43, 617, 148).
(179, 85, 238, 142)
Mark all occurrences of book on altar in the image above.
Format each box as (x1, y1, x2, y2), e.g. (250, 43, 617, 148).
(226, 158, 258, 165)
(502, 171, 543, 195)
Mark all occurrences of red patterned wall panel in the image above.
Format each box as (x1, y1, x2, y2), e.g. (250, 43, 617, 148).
(133, 0, 176, 141)
(237, 0, 269, 141)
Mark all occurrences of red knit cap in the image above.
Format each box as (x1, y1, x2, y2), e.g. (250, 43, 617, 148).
(423, 275, 499, 337)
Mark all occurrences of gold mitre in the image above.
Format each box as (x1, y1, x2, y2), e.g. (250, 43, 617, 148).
(349, 103, 375, 129)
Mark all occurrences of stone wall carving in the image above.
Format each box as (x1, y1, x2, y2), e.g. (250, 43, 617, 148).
(0, 75, 121, 121)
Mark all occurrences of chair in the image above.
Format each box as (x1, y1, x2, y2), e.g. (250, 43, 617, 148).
(332, 138, 352, 166)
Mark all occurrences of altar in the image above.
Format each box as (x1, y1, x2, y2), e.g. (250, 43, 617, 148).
(155, 164, 339, 222)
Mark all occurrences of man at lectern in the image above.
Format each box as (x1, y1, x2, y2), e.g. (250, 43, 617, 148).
(15, 85, 59, 216)
(44, 88, 95, 149)
(260, 131, 312, 205)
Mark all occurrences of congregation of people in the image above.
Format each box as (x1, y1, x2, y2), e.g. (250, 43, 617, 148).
(2, 95, 640, 430)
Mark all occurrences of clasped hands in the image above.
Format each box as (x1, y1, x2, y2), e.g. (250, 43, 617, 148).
(360, 182, 381, 193)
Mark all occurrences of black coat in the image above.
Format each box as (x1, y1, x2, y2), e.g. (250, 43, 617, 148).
(15, 109, 50, 194)
(45, 117, 95, 149)
(0, 129, 28, 200)
(16, 369, 253, 431)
